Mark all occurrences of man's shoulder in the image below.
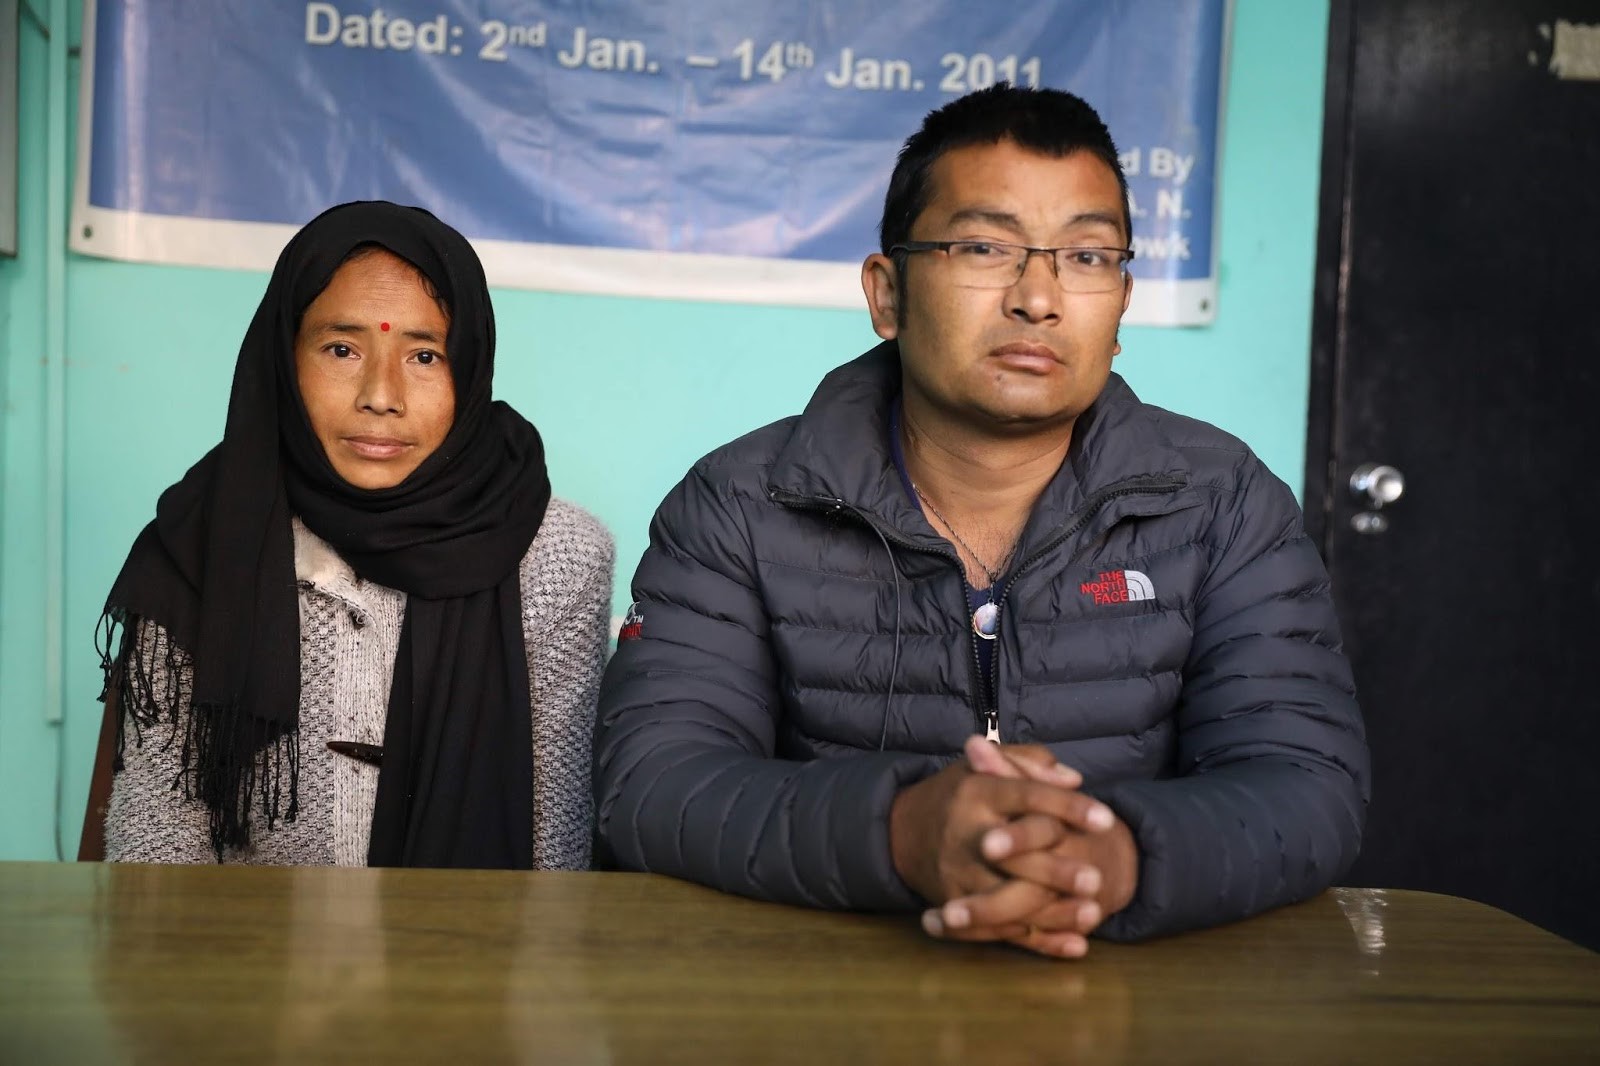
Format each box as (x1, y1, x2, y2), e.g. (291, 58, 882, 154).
(635, 415, 808, 583)
(1146, 404, 1254, 471)
(1103, 392, 1308, 560)
(1106, 387, 1277, 498)
(680, 415, 803, 501)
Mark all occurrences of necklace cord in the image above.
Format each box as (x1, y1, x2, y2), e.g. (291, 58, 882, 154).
(912, 483, 1018, 590)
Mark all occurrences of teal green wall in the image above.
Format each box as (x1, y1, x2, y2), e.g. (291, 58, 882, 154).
(1, 1, 64, 858)
(0, 1, 1331, 859)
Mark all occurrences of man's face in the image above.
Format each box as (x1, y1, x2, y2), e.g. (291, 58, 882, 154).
(863, 139, 1132, 433)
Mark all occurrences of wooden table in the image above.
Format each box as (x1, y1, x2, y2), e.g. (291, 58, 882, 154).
(1, 862, 1596, 1064)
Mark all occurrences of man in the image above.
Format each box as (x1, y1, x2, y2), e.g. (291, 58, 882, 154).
(594, 85, 1367, 957)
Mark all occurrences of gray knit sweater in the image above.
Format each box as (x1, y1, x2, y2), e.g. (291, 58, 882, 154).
(104, 498, 615, 869)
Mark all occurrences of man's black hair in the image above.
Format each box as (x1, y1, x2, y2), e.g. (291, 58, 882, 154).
(878, 84, 1132, 255)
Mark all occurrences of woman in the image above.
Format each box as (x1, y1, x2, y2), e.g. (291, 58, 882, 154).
(91, 201, 614, 869)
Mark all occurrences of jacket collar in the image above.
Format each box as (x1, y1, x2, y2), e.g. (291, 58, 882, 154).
(768, 341, 1193, 554)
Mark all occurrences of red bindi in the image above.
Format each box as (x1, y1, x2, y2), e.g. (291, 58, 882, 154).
(380, 322, 391, 332)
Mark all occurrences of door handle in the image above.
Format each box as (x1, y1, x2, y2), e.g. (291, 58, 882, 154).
(1350, 463, 1405, 509)
(1348, 463, 1405, 535)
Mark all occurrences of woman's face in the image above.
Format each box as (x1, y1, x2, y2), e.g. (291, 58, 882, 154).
(293, 249, 456, 490)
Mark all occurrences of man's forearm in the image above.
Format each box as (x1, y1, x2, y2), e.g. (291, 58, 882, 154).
(599, 735, 937, 911)
(1086, 759, 1364, 941)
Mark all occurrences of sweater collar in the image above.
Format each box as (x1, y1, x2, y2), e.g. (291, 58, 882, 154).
(292, 518, 388, 621)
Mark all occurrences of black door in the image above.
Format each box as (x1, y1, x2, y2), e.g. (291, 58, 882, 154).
(1307, 0, 1600, 949)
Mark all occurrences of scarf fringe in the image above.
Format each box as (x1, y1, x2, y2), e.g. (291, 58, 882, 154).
(97, 608, 300, 862)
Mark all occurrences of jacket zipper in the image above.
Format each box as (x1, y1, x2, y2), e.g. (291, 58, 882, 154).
(771, 475, 1186, 743)
(982, 478, 1188, 735)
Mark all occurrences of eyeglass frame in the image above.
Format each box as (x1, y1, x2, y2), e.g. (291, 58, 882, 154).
(888, 240, 1136, 292)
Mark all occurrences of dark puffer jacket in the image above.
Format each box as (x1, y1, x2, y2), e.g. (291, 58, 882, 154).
(595, 344, 1367, 941)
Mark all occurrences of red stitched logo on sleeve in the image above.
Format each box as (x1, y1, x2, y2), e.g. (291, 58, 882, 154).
(618, 602, 644, 642)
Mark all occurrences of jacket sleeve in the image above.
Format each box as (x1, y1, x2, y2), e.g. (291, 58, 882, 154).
(594, 465, 934, 910)
(1090, 458, 1369, 941)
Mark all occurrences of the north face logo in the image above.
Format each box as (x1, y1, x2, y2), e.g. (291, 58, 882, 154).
(1080, 569, 1155, 605)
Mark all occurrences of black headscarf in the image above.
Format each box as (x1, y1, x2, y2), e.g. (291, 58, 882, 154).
(98, 201, 551, 868)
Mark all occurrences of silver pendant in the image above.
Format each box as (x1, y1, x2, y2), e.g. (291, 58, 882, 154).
(972, 601, 999, 641)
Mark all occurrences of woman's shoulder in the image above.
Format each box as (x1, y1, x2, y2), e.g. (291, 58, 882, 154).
(519, 497, 616, 591)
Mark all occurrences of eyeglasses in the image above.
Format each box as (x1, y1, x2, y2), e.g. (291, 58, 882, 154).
(891, 240, 1135, 293)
